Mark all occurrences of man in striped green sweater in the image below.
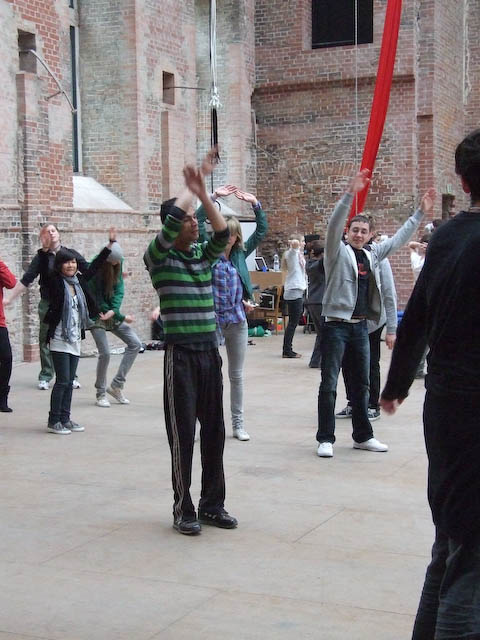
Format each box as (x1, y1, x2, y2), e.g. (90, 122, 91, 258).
(144, 151, 237, 535)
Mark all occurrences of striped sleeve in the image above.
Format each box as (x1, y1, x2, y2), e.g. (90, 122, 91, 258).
(143, 206, 185, 270)
(202, 227, 230, 265)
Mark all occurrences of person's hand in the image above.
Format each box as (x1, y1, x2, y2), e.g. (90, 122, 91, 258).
(200, 146, 219, 177)
(421, 188, 436, 215)
(151, 307, 160, 322)
(242, 299, 256, 313)
(3, 296, 11, 307)
(234, 190, 258, 206)
(385, 333, 396, 350)
(290, 239, 300, 250)
(408, 241, 421, 250)
(379, 396, 404, 415)
(108, 227, 117, 245)
(124, 314, 134, 324)
(39, 227, 52, 252)
(99, 310, 115, 321)
(348, 168, 370, 195)
(183, 165, 206, 198)
(214, 184, 237, 198)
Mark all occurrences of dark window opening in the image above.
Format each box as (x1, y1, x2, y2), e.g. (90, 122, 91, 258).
(312, 0, 373, 49)
(162, 72, 175, 105)
(70, 26, 79, 172)
(18, 31, 37, 73)
(69, 0, 74, 7)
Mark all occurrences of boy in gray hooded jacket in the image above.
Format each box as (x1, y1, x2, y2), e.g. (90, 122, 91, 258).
(316, 169, 434, 457)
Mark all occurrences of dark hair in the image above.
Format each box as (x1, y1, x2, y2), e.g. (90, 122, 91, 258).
(311, 240, 324, 257)
(347, 215, 370, 230)
(160, 198, 177, 223)
(455, 129, 480, 202)
(100, 261, 121, 298)
(54, 248, 77, 273)
(431, 219, 443, 229)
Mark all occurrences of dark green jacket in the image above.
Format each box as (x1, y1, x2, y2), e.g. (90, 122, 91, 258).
(197, 203, 268, 300)
(87, 258, 125, 324)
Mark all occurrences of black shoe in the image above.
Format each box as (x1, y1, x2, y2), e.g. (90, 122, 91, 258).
(0, 405, 12, 413)
(198, 509, 238, 529)
(173, 517, 201, 535)
(282, 352, 302, 359)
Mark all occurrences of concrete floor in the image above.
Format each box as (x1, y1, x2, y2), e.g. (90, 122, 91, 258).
(1, 331, 432, 640)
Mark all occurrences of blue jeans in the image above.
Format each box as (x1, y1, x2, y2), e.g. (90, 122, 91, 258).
(49, 351, 79, 425)
(317, 320, 373, 444)
(412, 528, 480, 639)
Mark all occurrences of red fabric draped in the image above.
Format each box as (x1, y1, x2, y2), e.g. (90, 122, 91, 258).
(348, 0, 403, 221)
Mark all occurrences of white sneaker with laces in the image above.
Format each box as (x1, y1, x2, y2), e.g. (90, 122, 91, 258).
(353, 437, 388, 452)
(233, 428, 250, 441)
(96, 395, 111, 408)
(72, 379, 81, 389)
(107, 386, 130, 404)
(317, 442, 333, 457)
(38, 380, 50, 390)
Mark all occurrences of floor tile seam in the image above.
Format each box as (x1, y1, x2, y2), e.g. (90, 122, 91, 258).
(293, 506, 346, 542)
(0, 629, 51, 640)
(145, 591, 220, 639)
(383, 453, 425, 478)
(39, 523, 131, 565)
(141, 586, 417, 620)
(291, 539, 432, 559)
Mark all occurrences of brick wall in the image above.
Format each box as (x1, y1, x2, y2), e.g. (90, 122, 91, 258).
(2, 0, 480, 364)
(253, 0, 476, 308)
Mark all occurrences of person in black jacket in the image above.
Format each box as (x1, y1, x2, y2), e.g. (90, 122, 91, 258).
(305, 241, 325, 368)
(5, 224, 102, 390)
(381, 129, 480, 639)
(41, 239, 113, 434)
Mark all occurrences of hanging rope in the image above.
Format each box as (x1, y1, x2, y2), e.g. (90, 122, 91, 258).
(209, 0, 221, 161)
(354, 0, 359, 214)
(348, 0, 403, 222)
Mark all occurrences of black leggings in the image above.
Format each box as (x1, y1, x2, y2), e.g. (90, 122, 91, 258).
(0, 327, 12, 393)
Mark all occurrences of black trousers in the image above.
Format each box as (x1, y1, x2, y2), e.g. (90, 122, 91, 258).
(163, 344, 226, 521)
(0, 326, 13, 394)
(306, 303, 324, 367)
(342, 323, 384, 410)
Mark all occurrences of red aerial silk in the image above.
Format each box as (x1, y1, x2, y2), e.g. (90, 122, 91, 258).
(348, 0, 403, 221)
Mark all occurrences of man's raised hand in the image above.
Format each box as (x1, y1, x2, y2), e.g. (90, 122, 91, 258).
(421, 188, 436, 215)
(200, 146, 219, 177)
(348, 168, 371, 195)
(183, 165, 206, 199)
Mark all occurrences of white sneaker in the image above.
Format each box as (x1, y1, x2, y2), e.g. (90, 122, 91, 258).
(317, 442, 333, 457)
(95, 395, 111, 408)
(233, 428, 250, 441)
(72, 379, 81, 389)
(107, 386, 130, 404)
(353, 437, 388, 452)
(38, 380, 50, 390)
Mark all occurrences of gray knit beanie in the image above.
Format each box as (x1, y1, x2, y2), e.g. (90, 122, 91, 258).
(107, 242, 123, 264)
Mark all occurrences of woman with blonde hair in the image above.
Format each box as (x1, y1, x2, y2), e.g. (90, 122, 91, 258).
(198, 186, 268, 441)
(281, 233, 307, 358)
